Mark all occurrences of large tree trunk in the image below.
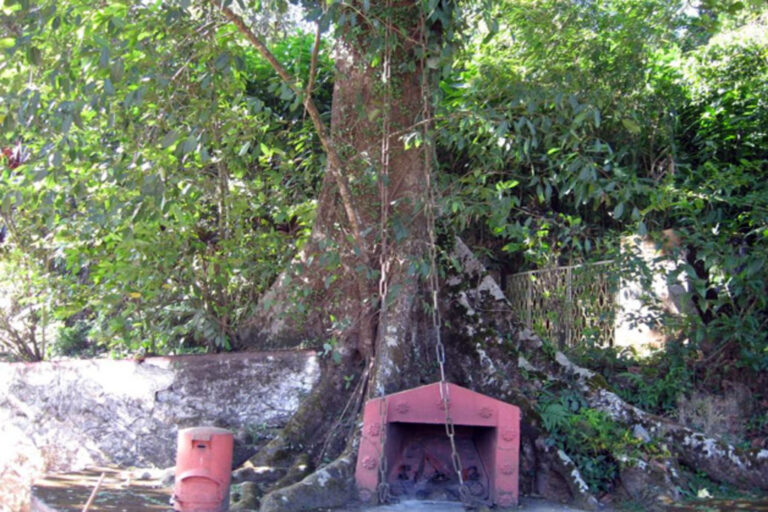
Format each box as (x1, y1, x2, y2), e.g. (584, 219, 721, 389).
(238, 2, 430, 371)
(234, 3, 438, 503)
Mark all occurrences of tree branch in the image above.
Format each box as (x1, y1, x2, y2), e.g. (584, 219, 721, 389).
(207, 1, 366, 258)
(305, 10, 323, 101)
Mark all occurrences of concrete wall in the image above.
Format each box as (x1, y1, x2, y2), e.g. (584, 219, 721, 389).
(0, 350, 319, 512)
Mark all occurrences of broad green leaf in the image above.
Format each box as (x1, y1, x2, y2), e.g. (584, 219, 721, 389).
(181, 134, 197, 155)
(621, 118, 641, 134)
(613, 202, 625, 220)
(99, 47, 110, 68)
(160, 131, 178, 148)
(27, 46, 42, 65)
(110, 60, 124, 82)
(214, 52, 230, 71)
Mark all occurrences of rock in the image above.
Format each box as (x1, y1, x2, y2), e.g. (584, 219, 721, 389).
(159, 467, 176, 487)
(232, 467, 258, 484)
(233, 437, 260, 468)
(534, 439, 599, 511)
(632, 424, 651, 443)
(232, 463, 284, 484)
(533, 460, 572, 505)
(231, 481, 260, 510)
(127, 467, 170, 481)
(280, 453, 312, 485)
(260, 456, 355, 512)
(619, 456, 681, 511)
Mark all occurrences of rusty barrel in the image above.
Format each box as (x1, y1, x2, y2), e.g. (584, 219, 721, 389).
(173, 426, 233, 512)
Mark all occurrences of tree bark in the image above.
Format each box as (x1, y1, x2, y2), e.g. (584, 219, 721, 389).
(237, 1, 435, 391)
(234, 2, 438, 496)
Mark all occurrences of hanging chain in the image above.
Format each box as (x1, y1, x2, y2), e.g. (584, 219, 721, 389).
(417, 5, 472, 506)
(375, 0, 394, 504)
(376, 396, 391, 503)
(428, 195, 466, 496)
(430, 229, 471, 503)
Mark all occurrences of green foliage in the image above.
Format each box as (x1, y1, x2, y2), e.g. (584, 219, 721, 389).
(439, 0, 768, 376)
(0, 0, 329, 357)
(437, 0, 688, 269)
(537, 387, 639, 494)
(678, 470, 756, 502)
(538, 384, 677, 496)
(645, 16, 768, 372)
(51, 320, 94, 358)
(683, 19, 768, 163)
(1, 0, 766, 378)
(582, 343, 695, 415)
(0, 248, 60, 360)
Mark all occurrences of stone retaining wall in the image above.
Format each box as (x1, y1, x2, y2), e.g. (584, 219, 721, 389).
(0, 350, 319, 512)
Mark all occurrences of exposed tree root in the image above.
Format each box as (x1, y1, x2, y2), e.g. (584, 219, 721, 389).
(616, 454, 683, 504)
(587, 384, 768, 490)
(247, 356, 363, 489)
(235, 236, 767, 511)
(511, 322, 768, 491)
(534, 439, 600, 511)
(446, 237, 768, 502)
(260, 453, 356, 512)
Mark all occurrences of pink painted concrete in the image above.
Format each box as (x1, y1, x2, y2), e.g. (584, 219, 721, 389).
(355, 382, 520, 507)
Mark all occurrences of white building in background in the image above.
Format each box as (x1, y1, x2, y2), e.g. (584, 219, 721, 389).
(614, 230, 690, 353)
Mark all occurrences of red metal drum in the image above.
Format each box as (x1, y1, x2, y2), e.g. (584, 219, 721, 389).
(173, 426, 233, 512)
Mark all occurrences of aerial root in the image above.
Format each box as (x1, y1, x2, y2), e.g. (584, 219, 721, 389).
(259, 451, 357, 512)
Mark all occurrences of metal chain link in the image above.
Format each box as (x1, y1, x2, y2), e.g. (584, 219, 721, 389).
(424, 94, 471, 508)
(421, 19, 486, 503)
(375, 0, 394, 504)
(433, 291, 470, 503)
(376, 397, 391, 503)
(433, 264, 485, 508)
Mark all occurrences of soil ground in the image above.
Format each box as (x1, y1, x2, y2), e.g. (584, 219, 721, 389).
(30, 467, 171, 511)
(30, 468, 585, 511)
(339, 498, 587, 511)
(29, 468, 768, 512)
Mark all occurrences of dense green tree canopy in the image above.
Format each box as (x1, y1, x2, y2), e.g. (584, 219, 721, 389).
(1, 1, 331, 357)
(436, 1, 768, 373)
(1, 0, 766, 375)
